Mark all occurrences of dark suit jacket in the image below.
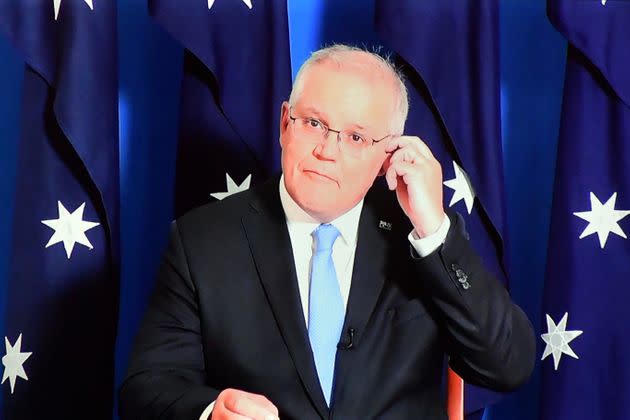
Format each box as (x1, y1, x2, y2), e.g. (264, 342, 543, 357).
(119, 176, 535, 419)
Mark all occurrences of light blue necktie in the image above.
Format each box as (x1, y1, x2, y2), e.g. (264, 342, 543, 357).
(308, 223, 345, 407)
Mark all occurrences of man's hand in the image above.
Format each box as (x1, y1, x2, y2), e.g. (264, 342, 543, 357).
(211, 388, 279, 420)
(383, 136, 445, 238)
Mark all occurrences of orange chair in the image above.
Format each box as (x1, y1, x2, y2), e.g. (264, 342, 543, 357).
(447, 367, 464, 420)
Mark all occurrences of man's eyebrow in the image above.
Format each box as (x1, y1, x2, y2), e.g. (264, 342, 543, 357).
(349, 123, 366, 131)
(300, 106, 368, 131)
(301, 106, 326, 119)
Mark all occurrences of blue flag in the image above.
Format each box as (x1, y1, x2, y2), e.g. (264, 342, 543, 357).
(375, 0, 507, 415)
(540, 1, 630, 419)
(149, 0, 292, 215)
(0, 1, 119, 417)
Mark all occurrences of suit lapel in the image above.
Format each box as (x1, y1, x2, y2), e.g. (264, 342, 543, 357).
(343, 196, 389, 346)
(331, 188, 393, 404)
(241, 178, 329, 418)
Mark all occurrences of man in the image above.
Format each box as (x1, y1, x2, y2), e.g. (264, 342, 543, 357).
(119, 45, 535, 419)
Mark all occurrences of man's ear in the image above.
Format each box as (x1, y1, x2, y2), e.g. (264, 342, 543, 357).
(279, 101, 290, 137)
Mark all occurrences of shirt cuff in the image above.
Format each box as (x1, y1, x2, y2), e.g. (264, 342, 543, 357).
(407, 214, 451, 257)
(199, 400, 216, 420)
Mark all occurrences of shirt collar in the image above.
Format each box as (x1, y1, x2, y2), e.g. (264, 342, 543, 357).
(279, 174, 363, 245)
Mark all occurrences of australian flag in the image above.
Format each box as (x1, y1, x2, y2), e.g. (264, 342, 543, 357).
(540, 1, 630, 419)
(375, 0, 507, 417)
(0, 0, 119, 417)
(149, 0, 292, 217)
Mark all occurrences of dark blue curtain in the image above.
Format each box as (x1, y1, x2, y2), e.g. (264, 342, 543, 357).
(0, 0, 119, 416)
(540, 1, 630, 419)
(0, 1, 567, 419)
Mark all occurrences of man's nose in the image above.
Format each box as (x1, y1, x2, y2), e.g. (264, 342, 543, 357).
(315, 130, 339, 160)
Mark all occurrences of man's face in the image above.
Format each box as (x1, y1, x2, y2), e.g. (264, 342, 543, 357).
(280, 61, 396, 221)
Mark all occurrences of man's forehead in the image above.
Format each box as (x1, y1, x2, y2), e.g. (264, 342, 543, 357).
(301, 63, 393, 103)
(299, 63, 394, 108)
(305, 57, 392, 84)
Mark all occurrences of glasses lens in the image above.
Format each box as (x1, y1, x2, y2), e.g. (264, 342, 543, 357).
(293, 118, 326, 143)
(339, 132, 368, 158)
(291, 117, 369, 158)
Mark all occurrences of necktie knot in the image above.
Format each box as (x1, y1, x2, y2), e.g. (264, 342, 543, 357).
(313, 224, 340, 253)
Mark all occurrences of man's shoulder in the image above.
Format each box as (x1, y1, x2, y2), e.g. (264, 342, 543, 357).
(175, 176, 278, 238)
(179, 187, 252, 225)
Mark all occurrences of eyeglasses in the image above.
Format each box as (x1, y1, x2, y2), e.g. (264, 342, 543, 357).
(288, 107, 390, 158)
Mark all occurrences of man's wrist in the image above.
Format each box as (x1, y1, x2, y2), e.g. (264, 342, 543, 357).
(411, 210, 447, 238)
(408, 214, 451, 257)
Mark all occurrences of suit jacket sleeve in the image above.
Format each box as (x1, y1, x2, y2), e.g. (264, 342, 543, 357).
(411, 212, 535, 392)
(118, 222, 219, 419)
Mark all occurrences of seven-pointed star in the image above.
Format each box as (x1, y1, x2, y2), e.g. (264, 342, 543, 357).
(210, 173, 252, 200)
(573, 192, 630, 249)
(443, 161, 476, 214)
(541, 313, 583, 371)
(207, 0, 253, 10)
(53, 0, 93, 20)
(1, 334, 32, 394)
(41, 201, 100, 259)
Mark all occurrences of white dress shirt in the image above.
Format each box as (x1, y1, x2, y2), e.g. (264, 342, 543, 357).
(200, 176, 450, 419)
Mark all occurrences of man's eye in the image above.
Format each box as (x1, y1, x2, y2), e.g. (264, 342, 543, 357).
(306, 119, 322, 129)
(350, 133, 365, 143)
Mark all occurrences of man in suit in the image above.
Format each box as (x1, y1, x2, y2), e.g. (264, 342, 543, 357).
(119, 45, 535, 420)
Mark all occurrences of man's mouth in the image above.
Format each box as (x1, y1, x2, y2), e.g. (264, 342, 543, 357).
(303, 169, 337, 183)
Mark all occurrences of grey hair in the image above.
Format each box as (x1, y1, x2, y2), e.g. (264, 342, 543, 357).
(288, 44, 409, 135)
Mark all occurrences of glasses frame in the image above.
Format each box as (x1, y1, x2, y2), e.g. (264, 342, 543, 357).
(288, 108, 391, 149)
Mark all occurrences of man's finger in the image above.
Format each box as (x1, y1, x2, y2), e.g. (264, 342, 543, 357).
(385, 161, 418, 190)
(223, 394, 279, 420)
(389, 146, 428, 166)
(213, 404, 251, 420)
(414, 138, 435, 160)
(242, 393, 279, 416)
(385, 160, 401, 190)
(386, 136, 436, 162)
(384, 135, 414, 153)
(384, 135, 427, 154)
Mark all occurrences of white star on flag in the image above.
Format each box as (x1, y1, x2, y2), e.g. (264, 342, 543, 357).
(602, 0, 607, 5)
(1, 334, 32, 394)
(210, 173, 251, 200)
(443, 161, 476, 214)
(573, 192, 630, 249)
(541, 313, 583, 371)
(53, 0, 93, 21)
(41, 201, 100, 259)
(207, 0, 253, 10)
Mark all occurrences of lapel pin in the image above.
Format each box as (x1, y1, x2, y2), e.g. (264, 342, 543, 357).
(378, 220, 392, 231)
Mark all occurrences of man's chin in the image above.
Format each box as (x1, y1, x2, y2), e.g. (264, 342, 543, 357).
(297, 195, 333, 211)
(293, 193, 339, 220)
